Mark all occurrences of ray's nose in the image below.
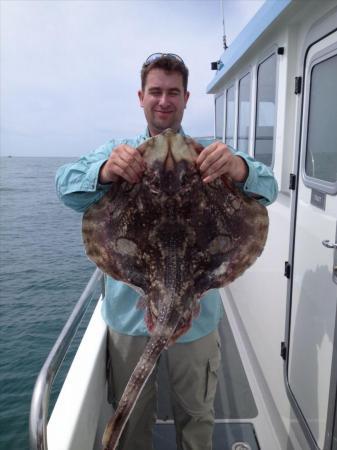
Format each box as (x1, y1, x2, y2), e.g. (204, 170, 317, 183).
(161, 148, 181, 195)
(164, 148, 175, 171)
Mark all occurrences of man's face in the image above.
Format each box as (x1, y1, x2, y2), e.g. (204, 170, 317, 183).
(138, 68, 190, 136)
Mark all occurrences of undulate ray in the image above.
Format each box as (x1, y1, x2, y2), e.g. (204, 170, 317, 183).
(82, 129, 269, 450)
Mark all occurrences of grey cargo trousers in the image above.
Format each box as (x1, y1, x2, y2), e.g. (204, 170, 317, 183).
(107, 328, 221, 450)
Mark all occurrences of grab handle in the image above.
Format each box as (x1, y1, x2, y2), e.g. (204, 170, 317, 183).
(322, 239, 337, 249)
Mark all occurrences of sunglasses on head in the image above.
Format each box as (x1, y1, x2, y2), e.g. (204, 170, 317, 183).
(143, 53, 185, 66)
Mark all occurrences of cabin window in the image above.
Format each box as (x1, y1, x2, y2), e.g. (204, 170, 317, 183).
(254, 54, 276, 166)
(215, 94, 224, 140)
(305, 54, 337, 185)
(225, 85, 235, 147)
(237, 73, 251, 153)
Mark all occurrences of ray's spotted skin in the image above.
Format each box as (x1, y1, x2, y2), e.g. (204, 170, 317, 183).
(82, 129, 269, 450)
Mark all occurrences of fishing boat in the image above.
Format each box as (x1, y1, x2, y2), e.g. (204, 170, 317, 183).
(30, 0, 337, 449)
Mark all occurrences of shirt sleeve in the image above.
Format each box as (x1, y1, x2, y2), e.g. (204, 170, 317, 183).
(55, 141, 116, 213)
(235, 151, 278, 206)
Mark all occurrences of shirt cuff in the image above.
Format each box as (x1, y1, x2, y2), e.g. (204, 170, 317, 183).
(80, 158, 111, 192)
(237, 153, 259, 194)
(234, 151, 267, 202)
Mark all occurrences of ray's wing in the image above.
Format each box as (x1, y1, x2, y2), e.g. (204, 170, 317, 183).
(82, 182, 160, 295)
(185, 177, 269, 294)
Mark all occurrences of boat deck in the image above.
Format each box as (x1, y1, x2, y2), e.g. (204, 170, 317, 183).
(152, 312, 260, 449)
(154, 423, 259, 450)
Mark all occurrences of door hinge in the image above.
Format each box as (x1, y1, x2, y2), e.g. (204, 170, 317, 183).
(281, 342, 287, 360)
(284, 261, 291, 278)
(289, 173, 296, 190)
(294, 76, 302, 94)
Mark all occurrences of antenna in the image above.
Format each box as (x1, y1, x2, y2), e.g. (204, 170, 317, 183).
(221, 0, 228, 50)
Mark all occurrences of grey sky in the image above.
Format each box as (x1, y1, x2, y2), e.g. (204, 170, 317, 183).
(0, 0, 264, 157)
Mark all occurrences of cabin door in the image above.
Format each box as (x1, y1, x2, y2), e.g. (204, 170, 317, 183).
(287, 31, 337, 449)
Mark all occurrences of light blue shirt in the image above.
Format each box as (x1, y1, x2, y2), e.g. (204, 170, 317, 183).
(55, 128, 278, 342)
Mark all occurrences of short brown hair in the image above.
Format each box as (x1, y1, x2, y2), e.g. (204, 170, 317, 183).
(141, 55, 189, 92)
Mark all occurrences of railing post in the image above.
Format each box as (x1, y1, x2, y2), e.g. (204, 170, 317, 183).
(29, 268, 103, 450)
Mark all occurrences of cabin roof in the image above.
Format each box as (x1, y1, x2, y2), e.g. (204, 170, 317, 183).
(206, 0, 292, 93)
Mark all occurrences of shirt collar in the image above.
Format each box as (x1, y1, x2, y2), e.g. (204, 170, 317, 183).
(144, 126, 186, 139)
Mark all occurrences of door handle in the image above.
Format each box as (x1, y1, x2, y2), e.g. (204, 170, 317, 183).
(322, 239, 337, 249)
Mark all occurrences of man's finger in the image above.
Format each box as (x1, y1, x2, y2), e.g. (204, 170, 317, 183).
(201, 154, 229, 179)
(117, 158, 142, 183)
(123, 145, 146, 169)
(196, 141, 220, 166)
(202, 173, 219, 184)
(111, 160, 140, 184)
(199, 147, 227, 173)
(119, 151, 144, 176)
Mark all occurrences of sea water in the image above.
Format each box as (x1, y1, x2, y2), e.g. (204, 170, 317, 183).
(0, 157, 96, 449)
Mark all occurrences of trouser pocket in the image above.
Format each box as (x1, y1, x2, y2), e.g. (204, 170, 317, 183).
(205, 354, 221, 404)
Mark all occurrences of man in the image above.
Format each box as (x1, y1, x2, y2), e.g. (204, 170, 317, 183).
(56, 53, 278, 450)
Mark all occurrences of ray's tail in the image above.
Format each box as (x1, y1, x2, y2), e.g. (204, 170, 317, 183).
(102, 333, 171, 450)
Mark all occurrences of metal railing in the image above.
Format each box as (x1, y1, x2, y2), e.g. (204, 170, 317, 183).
(29, 268, 104, 450)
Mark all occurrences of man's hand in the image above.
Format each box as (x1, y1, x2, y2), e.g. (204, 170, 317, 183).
(196, 141, 248, 183)
(99, 144, 145, 184)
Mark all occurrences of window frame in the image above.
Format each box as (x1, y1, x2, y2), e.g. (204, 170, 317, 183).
(254, 51, 278, 168)
(214, 92, 225, 140)
(237, 71, 252, 154)
(301, 42, 337, 195)
(224, 84, 236, 147)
